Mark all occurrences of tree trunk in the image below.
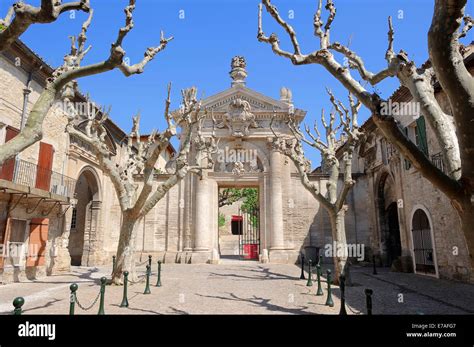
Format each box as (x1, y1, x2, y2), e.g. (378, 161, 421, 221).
(329, 209, 348, 285)
(111, 217, 137, 285)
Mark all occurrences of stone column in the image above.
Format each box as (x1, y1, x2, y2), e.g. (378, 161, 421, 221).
(194, 172, 210, 251)
(183, 176, 192, 252)
(270, 147, 285, 250)
(83, 200, 102, 266)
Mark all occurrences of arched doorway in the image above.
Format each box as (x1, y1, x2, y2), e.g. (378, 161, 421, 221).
(68, 168, 100, 266)
(386, 202, 402, 265)
(411, 208, 436, 275)
(377, 172, 402, 266)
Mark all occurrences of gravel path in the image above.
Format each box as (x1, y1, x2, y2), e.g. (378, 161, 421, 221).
(0, 261, 473, 315)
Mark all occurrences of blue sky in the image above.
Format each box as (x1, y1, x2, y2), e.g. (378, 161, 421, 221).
(4, 0, 468, 167)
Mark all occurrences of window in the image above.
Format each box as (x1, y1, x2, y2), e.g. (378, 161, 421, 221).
(70, 208, 77, 231)
(415, 116, 429, 157)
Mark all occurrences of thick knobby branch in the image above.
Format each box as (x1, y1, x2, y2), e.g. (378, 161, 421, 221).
(0, 0, 172, 167)
(257, 0, 466, 205)
(0, 0, 91, 51)
(270, 91, 362, 213)
(428, 0, 474, 191)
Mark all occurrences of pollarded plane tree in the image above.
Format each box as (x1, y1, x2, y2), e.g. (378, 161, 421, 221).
(270, 90, 362, 282)
(0, 0, 173, 166)
(67, 86, 218, 284)
(0, 0, 91, 51)
(258, 0, 474, 271)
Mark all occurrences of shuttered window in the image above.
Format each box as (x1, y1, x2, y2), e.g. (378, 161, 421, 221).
(35, 142, 54, 191)
(415, 116, 429, 157)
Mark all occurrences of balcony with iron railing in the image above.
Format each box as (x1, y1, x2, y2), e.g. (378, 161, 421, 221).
(0, 158, 76, 200)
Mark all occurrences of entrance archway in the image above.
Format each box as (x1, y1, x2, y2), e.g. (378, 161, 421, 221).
(411, 208, 436, 275)
(377, 172, 402, 266)
(68, 167, 101, 266)
(386, 202, 402, 265)
(217, 186, 260, 261)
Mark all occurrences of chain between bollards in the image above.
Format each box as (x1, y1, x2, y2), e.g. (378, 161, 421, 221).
(13, 297, 24, 315)
(325, 269, 334, 307)
(315, 264, 323, 296)
(299, 253, 306, 280)
(120, 271, 129, 308)
(97, 277, 107, 315)
(365, 288, 373, 315)
(69, 283, 78, 315)
(306, 259, 313, 286)
(339, 274, 347, 315)
(144, 265, 151, 294)
(156, 261, 162, 287)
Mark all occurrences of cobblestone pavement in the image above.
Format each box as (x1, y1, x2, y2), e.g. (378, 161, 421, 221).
(0, 261, 473, 315)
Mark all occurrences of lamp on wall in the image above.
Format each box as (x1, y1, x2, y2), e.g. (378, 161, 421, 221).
(57, 197, 78, 217)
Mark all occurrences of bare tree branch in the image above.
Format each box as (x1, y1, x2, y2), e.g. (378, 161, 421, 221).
(257, 0, 465, 203)
(0, 0, 172, 167)
(0, 0, 91, 51)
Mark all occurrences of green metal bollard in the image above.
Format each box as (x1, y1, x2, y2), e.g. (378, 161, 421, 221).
(144, 265, 151, 294)
(148, 255, 152, 268)
(325, 270, 334, 307)
(120, 271, 129, 308)
(339, 274, 347, 315)
(156, 261, 162, 287)
(112, 256, 116, 275)
(315, 264, 323, 296)
(299, 253, 306, 280)
(98, 277, 107, 315)
(13, 297, 24, 315)
(365, 288, 373, 315)
(69, 283, 78, 315)
(306, 259, 313, 286)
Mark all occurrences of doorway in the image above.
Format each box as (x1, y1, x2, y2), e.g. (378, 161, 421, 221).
(68, 168, 100, 266)
(411, 209, 436, 275)
(218, 187, 260, 260)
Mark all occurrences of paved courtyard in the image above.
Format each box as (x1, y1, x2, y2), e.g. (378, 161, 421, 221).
(0, 261, 473, 315)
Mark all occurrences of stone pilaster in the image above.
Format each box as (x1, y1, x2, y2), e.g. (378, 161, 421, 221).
(194, 172, 210, 252)
(269, 147, 285, 250)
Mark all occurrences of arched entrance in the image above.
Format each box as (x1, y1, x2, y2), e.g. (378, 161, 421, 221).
(377, 172, 402, 266)
(68, 168, 101, 266)
(411, 208, 436, 275)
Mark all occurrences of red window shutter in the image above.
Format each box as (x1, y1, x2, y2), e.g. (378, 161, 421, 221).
(26, 218, 49, 267)
(35, 142, 54, 191)
(0, 126, 20, 181)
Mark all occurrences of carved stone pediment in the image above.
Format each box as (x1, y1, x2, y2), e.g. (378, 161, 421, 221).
(216, 98, 259, 138)
(202, 85, 290, 113)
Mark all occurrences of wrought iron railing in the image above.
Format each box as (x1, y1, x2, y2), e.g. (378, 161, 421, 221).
(431, 152, 445, 174)
(0, 158, 76, 199)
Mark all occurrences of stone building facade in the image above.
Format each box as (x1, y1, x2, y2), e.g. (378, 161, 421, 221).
(0, 40, 472, 284)
(353, 47, 474, 282)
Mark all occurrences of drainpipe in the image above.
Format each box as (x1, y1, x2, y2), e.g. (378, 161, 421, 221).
(20, 71, 33, 130)
(13, 72, 33, 182)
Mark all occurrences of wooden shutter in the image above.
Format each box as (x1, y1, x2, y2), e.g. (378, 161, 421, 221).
(0, 126, 20, 181)
(416, 116, 429, 157)
(26, 218, 49, 267)
(35, 142, 54, 191)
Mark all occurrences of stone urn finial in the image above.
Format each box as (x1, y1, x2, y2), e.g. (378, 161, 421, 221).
(230, 56, 247, 87)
